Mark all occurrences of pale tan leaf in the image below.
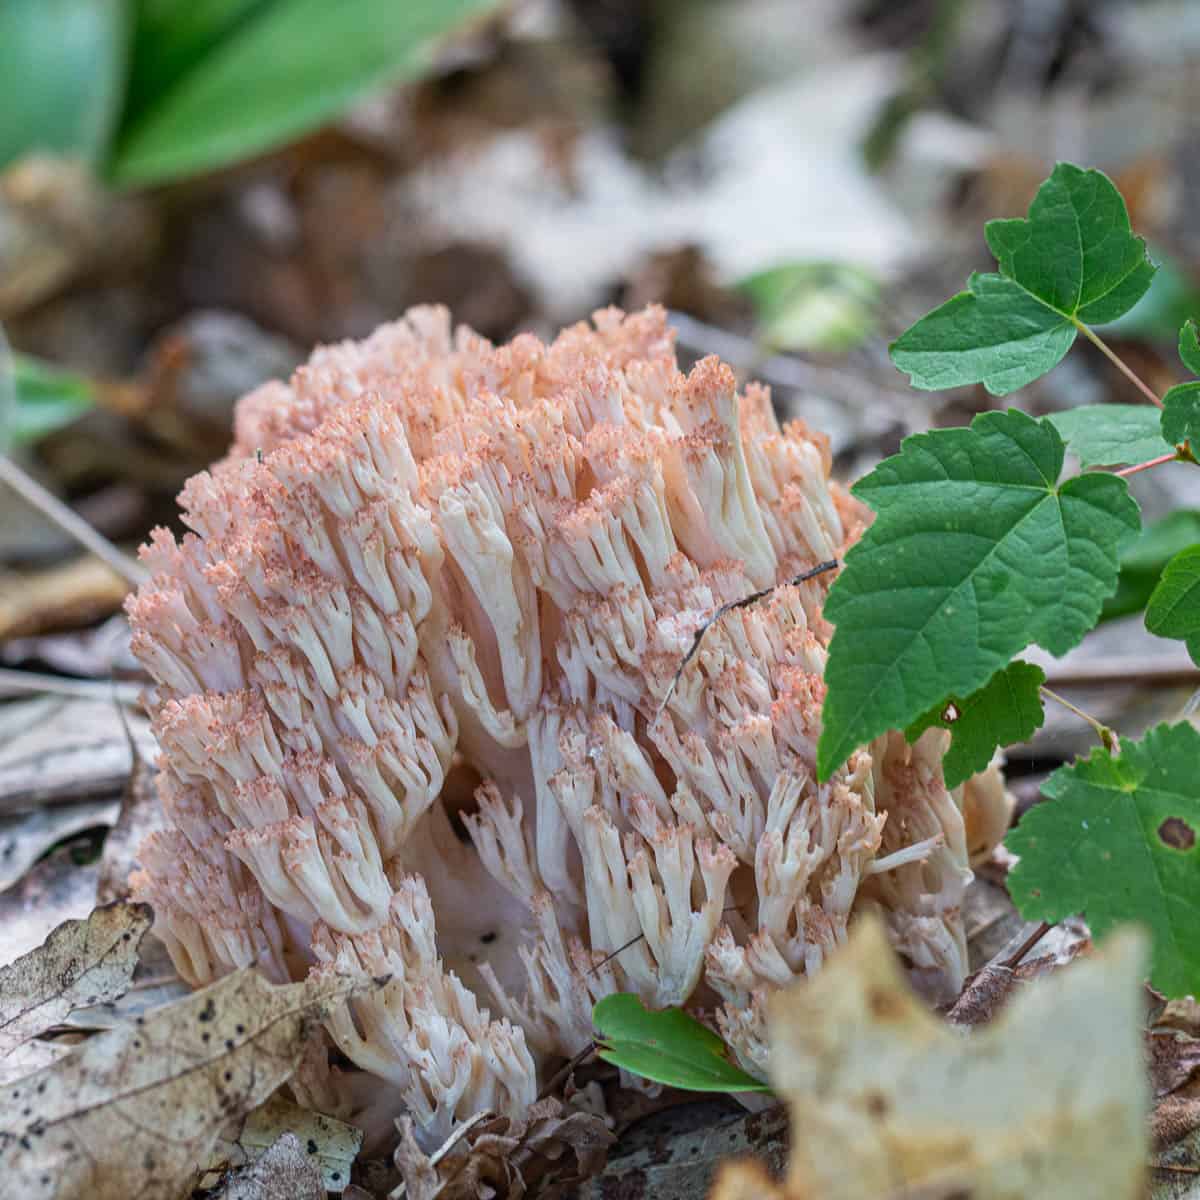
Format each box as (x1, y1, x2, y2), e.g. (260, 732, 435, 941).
(208, 1094, 363, 1193)
(0, 899, 150, 1058)
(0, 799, 118, 892)
(765, 916, 1148, 1200)
(211, 1132, 324, 1200)
(0, 967, 364, 1199)
(0, 1036, 73, 1086)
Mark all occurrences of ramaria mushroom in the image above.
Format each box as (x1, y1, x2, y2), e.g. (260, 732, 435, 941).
(127, 305, 1002, 1140)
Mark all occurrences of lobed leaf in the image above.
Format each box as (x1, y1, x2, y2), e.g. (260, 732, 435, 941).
(1180, 318, 1200, 376)
(817, 409, 1140, 779)
(1104, 510, 1200, 620)
(1048, 404, 1173, 468)
(593, 994, 769, 1093)
(1007, 722, 1200, 997)
(906, 660, 1045, 790)
(891, 163, 1155, 395)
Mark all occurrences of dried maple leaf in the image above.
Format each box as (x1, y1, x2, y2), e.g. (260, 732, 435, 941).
(211, 1132, 324, 1200)
(392, 1097, 614, 1200)
(711, 916, 1148, 1200)
(0, 900, 151, 1058)
(0, 967, 365, 1199)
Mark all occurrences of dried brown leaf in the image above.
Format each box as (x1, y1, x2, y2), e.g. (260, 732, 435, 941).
(211, 1132, 324, 1200)
(207, 1093, 363, 1193)
(755, 916, 1148, 1200)
(0, 899, 151, 1058)
(392, 1097, 614, 1200)
(0, 798, 118, 892)
(0, 967, 365, 1199)
(1152, 1032, 1200, 1100)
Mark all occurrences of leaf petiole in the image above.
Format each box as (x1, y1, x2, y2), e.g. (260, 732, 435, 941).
(1039, 685, 1118, 753)
(1074, 321, 1163, 409)
(1114, 451, 1181, 478)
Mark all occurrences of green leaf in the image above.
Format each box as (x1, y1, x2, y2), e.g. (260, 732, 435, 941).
(1007, 722, 1200, 997)
(906, 661, 1045, 790)
(0, 0, 131, 169)
(1179, 318, 1200, 377)
(738, 261, 879, 354)
(817, 409, 1140, 779)
(1047, 404, 1174, 468)
(110, 0, 497, 186)
(1146, 544, 1200, 646)
(592, 994, 769, 1093)
(1104, 510, 1200, 621)
(2, 354, 96, 448)
(890, 273, 1076, 395)
(1162, 382, 1200, 450)
(123, 0, 267, 125)
(890, 163, 1155, 395)
(1161, 320, 1200, 449)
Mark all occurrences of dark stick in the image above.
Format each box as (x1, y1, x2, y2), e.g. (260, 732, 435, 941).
(656, 559, 839, 715)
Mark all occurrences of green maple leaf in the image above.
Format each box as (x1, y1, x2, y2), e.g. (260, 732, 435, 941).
(1047, 405, 1173, 469)
(1145, 544, 1200, 665)
(1161, 320, 1200, 448)
(592, 994, 769, 1093)
(1007, 722, 1200, 997)
(891, 163, 1156, 395)
(906, 661, 1045, 790)
(816, 409, 1140, 779)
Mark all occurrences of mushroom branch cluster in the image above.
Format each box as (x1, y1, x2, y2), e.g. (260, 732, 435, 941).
(127, 305, 996, 1140)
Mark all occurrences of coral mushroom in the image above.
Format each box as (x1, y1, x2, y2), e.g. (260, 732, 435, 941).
(128, 305, 983, 1139)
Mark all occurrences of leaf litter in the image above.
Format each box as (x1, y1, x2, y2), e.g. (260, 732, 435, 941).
(0, 966, 372, 1199)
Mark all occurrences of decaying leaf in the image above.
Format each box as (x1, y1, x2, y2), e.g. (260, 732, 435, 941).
(208, 1094, 363, 1193)
(0, 967, 366, 1199)
(94, 719, 166, 905)
(0, 848, 100, 964)
(0, 696, 155, 812)
(392, 1097, 615, 1200)
(711, 916, 1148, 1200)
(0, 899, 151, 1058)
(0, 797, 118, 892)
(211, 1132, 324, 1200)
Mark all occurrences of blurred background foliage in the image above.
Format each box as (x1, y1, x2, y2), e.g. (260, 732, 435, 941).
(2, 0, 1200, 756)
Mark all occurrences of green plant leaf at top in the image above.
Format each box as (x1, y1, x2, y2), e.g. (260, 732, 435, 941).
(110, 0, 498, 186)
(891, 163, 1155, 395)
(1048, 405, 1174, 468)
(817, 409, 1140, 779)
(1146, 544, 1200, 665)
(0, 0, 131, 170)
(906, 661, 1045, 790)
(1007, 722, 1200, 997)
(592, 994, 769, 1093)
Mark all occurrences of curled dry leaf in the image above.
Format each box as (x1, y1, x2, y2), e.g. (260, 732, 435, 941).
(0, 899, 151, 1058)
(94, 727, 166, 906)
(207, 1093, 363, 1193)
(0, 967, 366, 1200)
(710, 916, 1148, 1200)
(0, 798, 118, 892)
(211, 1132, 324, 1200)
(392, 1097, 615, 1200)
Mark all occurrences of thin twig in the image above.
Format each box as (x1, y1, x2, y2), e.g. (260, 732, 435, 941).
(1074, 322, 1163, 408)
(1002, 921, 1053, 969)
(656, 560, 839, 716)
(1039, 684, 1117, 752)
(535, 1040, 598, 1103)
(0, 455, 148, 588)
